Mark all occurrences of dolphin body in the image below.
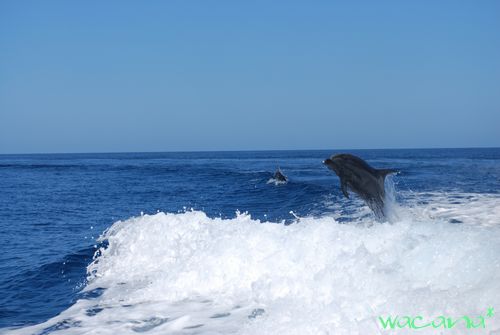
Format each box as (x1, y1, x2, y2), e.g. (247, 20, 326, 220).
(273, 168, 288, 182)
(323, 154, 397, 220)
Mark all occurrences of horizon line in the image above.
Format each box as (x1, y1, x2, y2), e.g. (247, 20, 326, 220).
(1, 146, 499, 156)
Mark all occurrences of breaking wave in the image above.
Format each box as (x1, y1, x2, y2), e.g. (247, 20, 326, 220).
(4, 193, 500, 335)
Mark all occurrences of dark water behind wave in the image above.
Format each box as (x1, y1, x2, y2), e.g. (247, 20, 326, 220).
(0, 148, 499, 328)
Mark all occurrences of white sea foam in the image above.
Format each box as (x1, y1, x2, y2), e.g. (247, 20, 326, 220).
(403, 192, 500, 227)
(266, 178, 287, 185)
(4, 194, 500, 335)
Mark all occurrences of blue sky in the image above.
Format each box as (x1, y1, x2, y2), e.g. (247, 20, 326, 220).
(1, 1, 499, 153)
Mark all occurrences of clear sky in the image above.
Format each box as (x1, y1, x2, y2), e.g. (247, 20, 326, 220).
(1, 1, 499, 154)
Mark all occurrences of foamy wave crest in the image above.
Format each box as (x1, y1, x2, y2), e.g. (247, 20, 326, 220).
(266, 177, 287, 185)
(6, 204, 500, 334)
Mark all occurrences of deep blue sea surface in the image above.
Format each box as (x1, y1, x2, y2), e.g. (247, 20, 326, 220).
(1, 149, 499, 334)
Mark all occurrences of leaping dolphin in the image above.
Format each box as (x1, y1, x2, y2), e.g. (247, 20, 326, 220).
(323, 153, 397, 220)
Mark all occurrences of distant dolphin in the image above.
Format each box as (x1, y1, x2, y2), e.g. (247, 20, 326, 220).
(273, 168, 288, 183)
(323, 154, 397, 220)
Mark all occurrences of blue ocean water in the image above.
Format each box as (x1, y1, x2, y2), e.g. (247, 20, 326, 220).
(0, 148, 499, 333)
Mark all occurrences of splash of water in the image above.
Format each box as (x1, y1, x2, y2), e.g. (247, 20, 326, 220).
(6, 200, 500, 335)
(384, 174, 402, 223)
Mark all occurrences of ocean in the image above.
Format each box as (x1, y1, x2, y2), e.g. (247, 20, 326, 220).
(0, 148, 499, 334)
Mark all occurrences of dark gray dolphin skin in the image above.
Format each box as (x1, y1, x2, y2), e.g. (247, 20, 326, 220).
(273, 168, 288, 182)
(323, 154, 397, 220)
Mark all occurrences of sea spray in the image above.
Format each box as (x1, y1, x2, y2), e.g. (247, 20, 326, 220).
(384, 174, 403, 223)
